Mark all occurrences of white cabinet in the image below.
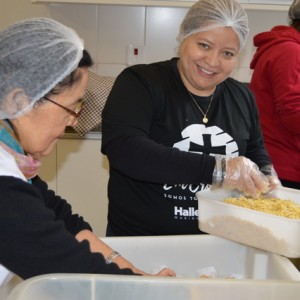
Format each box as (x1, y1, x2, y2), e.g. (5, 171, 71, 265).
(31, 0, 292, 10)
(249, 0, 291, 4)
(40, 147, 57, 192)
(31, 0, 198, 7)
(39, 136, 109, 237)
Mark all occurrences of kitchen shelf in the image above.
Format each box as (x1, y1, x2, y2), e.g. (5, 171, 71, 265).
(31, 0, 290, 11)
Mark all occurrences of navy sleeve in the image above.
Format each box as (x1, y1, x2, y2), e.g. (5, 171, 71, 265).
(243, 87, 272, 168)
(32, 176, 92, 235)
(102, 67, 215, 185)
(0, 176, 135, 279)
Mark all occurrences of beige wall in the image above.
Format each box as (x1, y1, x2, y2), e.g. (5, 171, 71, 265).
(0, 0, 48, 29)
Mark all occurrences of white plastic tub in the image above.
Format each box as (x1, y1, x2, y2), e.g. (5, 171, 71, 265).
(197, 187, 300, 258)
(5, 235, 300, 300)
(102, 235, 300, 280)
(6, 273, 300, 300)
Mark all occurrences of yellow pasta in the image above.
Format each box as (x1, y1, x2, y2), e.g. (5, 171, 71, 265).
(224, 196, 300, 219)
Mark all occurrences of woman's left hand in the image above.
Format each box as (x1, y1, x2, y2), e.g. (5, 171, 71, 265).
(260, 164, 281, 190)
(266, 175, 281, 190)
(153, 267, 176, 277)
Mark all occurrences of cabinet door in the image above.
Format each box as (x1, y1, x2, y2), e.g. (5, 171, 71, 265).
(248, 0, 292, 4)
(56, 138, 109, 237)
(39, 147, 57, 192)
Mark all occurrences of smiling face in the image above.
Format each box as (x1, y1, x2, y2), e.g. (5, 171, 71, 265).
(11, 67, 89, 160)
(177, 26, 240, 96)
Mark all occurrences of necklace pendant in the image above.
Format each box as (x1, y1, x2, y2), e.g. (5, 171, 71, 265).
(188, 90, 214, 125)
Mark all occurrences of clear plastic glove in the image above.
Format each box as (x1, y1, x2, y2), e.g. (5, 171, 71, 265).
(260, 164, 281, 191)
(212, 155, 270, 198)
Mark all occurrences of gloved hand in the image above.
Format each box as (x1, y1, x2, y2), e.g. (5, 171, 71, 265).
(212, 155, 270, 198)
(260, 164, 281, 190)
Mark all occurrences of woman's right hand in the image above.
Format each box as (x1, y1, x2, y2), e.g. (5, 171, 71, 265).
(222, 156, 270, 198)
(76, 230, 176, 277)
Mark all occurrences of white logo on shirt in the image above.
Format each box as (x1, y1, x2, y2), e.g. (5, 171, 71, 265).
(166, 124, 239, 220)
(173, 124, 238, 156)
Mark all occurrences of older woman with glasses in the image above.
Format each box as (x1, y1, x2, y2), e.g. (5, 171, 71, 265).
(0, 17, 175, 283)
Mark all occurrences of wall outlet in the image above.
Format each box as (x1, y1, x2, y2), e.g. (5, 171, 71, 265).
(126, 45, 145, 66)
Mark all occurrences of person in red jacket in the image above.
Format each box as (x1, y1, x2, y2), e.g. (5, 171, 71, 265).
(250, 0, 300, 189)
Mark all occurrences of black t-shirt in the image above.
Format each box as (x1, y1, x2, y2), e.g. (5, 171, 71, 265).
(101, 58, 271, 236)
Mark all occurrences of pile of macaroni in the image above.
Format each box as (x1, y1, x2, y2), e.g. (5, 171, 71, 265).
(224, 196, 300, 219)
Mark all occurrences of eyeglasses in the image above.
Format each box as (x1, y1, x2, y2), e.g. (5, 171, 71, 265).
(43, 96, 84, 118)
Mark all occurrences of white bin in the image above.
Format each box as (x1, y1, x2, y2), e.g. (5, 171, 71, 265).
(197, 187, 300, 257)
(102, 235, 300, 280)
(6, 273, 300, 300)
(6, 235, 300, 300)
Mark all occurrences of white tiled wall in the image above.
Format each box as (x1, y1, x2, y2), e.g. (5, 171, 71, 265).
(48, 4, 288, 81)
(0, 1, 290, 81)
(145, 7, 188, 62)
(238, 9, 288, 81)
(48, 4, 99, 63)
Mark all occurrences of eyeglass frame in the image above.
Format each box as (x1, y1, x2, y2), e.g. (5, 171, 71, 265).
(43, 96, 84, 118)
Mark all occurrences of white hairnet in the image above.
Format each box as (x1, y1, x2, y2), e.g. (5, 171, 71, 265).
(177, 0, 249, 50)
(0, 17, 84, 119)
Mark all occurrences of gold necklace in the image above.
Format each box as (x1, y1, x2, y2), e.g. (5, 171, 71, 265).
(188, 91, 214, 124)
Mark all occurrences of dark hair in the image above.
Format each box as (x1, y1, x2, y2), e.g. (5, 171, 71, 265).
(46, 49, 93, 96)
(290, 19, 300, 32)
(78, 49, 93, 68)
